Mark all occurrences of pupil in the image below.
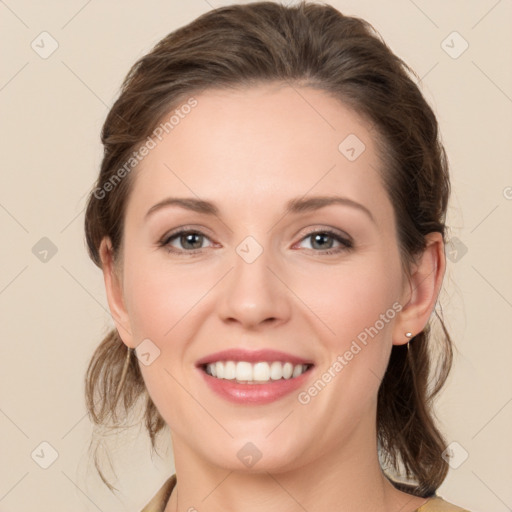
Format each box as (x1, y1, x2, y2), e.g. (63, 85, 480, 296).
(183, 233, 202, 249)
(313, 233, 332, 250)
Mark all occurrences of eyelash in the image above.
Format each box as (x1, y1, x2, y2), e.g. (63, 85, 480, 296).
(158, 227, 353, 256)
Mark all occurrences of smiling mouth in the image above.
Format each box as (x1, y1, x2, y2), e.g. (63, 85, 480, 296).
(201, 360, 314, 384)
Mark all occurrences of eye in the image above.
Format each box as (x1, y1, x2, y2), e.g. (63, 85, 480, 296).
(158, 227, 353, 256)
(159, 229, 214, 254)
(295, 229, 353, 255)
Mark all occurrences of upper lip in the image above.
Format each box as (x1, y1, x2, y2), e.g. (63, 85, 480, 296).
(195, 348, 314, 367)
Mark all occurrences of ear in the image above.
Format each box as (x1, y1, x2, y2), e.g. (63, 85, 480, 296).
(99, 237, 134, 348)
(392, 232, 446, 346)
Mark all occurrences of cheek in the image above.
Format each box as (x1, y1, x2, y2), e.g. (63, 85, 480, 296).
(121, 254, 214, 427)
(123, 255, 213, 343)
(295, 256, 402, 350)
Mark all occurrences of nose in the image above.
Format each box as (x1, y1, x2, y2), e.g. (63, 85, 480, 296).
(217, 243, 292, 330)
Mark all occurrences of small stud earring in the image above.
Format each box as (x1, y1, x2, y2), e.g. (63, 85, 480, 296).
(405, 332, 413, 352)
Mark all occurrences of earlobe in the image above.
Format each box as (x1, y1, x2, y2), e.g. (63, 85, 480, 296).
(98, 237, 134, 348)
(392, 232, 445, 346)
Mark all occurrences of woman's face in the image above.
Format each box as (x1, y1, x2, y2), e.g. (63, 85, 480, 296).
(107, 83, 412, 471)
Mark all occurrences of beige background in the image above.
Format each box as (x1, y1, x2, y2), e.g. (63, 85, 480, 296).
(1, 1, 511, 511)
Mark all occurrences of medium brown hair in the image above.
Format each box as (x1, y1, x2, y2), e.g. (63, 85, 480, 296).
(84, 0, 452, 496)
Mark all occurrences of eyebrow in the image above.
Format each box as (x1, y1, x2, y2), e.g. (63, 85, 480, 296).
(145, 195, 375, 223)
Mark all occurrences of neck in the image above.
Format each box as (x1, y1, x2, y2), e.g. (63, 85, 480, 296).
(164, 416, 428, 512)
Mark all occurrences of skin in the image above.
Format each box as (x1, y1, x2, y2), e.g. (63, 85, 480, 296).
(100, 83, 445, 512)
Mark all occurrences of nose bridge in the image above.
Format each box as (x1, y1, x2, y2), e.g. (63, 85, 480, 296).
(217, 234, 291, 328)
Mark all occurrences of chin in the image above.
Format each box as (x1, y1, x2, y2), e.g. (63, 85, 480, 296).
(197, 434, 309, 474)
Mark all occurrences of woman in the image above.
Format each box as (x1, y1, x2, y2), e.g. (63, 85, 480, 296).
(84, 2, 470, 511)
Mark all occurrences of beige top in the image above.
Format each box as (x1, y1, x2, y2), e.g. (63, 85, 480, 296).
(140, 474, 471, 512)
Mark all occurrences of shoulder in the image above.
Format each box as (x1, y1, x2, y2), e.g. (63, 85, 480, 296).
(390, 479, 470, 512)
(140, 474, 177, 512)
(417, 496, 472, 512)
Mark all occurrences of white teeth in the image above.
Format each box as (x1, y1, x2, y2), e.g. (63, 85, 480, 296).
(292, 364, 304, 378)
(205, 360, 310, 382)
(253, 362, 270, 381)
(236, 361, 252, 381)
(282, 362, 293, 379)
(224, 361, 236, 380)
(270, 361, 282, 380)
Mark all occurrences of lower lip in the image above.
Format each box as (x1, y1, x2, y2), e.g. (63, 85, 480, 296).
(198, 366, 314, 405)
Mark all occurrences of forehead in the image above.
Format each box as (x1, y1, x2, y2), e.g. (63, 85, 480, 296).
(125, 83, 392, 224)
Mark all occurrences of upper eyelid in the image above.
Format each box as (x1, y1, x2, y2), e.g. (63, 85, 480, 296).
(297, 226, 352, 242)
